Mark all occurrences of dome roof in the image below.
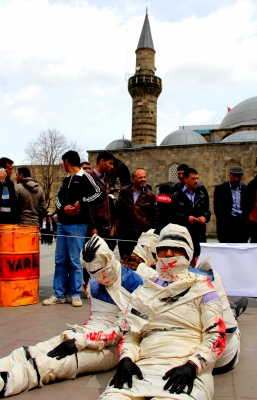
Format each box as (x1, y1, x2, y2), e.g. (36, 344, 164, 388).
(221, 130, 257, 143)
(160, 129, 207, 146)
(105, 139, 132, 150)
(219, 96, 257, 129)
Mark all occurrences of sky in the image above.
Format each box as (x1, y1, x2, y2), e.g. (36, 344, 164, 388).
(0, 0, 257, 164)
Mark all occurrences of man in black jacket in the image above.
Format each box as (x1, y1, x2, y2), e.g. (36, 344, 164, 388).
(171, 167, 211, 243)
(0, 157, 18, 224)
(245, 158, 257, 243)
(116, 168, 158, 258)
(43, 150, 102, 307)
(214, 166, 248, 243)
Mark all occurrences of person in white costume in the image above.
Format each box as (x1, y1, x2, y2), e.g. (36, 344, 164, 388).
(0, 229, 161, 398)
(120, 229, 159, 282)
(130, 229, 246, 375)
(188, 240, 247, 375)
(81, 224, 226, 400)
(0, 240, 140, 398)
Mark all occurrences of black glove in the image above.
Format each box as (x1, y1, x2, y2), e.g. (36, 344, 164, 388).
(47, 339, 78, 360)
(110, 357, 143, 389)
(82, 235, 101, 263)
(163, 362, 196, 395)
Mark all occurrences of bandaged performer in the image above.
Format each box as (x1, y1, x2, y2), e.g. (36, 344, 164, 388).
(82, 224, 226, 400)
(0, 239, 143, 398)
(188, 240, 247, 375)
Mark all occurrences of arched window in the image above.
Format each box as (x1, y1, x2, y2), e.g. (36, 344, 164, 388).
(169, 164, 179, 182)
(224, 160, 241, 180)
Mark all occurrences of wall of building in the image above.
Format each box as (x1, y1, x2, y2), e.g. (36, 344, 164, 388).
(88, 141, 257, 236)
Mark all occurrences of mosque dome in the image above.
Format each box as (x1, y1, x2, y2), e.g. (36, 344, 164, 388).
(105, 139, 132, 150)
(219, 96, 257, 129)
(160, 129, 207, 146)
(221, 130, 257, 143)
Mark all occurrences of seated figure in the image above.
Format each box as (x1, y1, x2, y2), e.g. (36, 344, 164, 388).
(81, 224, 226, 400)
(188, 240, 247, 375)
(0, 240, 143, 398)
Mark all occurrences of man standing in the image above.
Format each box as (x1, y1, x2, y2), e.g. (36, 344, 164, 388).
(88, 151, 116, 251)
(43, 150, 102, 307)
(80, 159, 91, 173)
(116, 168, 158, 258)
(214, 166, 248, 243)
(0, 157, 18, 224)
(171, 167, 211, 243)
(171, 163, 209, 197)
(15, 167, 46, 226)
(170, 163, 189, 194)
(156, 184, 172, 230)
(245, 158, 257, 243)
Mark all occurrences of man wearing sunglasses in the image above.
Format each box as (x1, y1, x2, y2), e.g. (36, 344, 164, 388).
(87, 223, 225, 400)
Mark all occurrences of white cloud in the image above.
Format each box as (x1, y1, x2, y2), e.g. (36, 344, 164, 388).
(0, 0, 256, 163)
(10, 105, 50, 125)
(183, 109, 217, 125)
(3, 85, 41, 106)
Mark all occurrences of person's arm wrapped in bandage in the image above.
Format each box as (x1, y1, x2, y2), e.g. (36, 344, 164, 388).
(110, 331, 143, 389)
(187, 287, 226, 374)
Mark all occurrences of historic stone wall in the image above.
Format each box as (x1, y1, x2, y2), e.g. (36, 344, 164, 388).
(88, 141, 257, 236)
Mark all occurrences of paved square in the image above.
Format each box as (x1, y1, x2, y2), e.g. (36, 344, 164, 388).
(0, 242, 256, 399)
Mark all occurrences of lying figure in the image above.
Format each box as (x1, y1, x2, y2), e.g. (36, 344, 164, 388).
(82, 224, 226, 400)
(0, 243, 143, 398)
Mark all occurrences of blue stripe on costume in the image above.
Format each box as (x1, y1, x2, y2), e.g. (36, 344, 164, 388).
(188, 266, 214, 282)
(90, 264, 143, 304)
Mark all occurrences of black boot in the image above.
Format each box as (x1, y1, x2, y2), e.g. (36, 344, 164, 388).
(234, 297, 248, 318)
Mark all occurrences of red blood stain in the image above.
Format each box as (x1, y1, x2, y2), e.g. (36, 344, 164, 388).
(85, 331, 103, 342)
(117, 335, 125, 357)
(167, 260, 177, 268)
(205, 277, 214, 289)
(211, 318, 226, 358)
(103, 331, 117, 344)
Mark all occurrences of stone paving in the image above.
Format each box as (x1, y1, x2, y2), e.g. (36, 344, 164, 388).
(0, 242, 256, 399)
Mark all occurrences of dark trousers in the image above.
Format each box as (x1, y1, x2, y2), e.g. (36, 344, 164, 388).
(41, 229, 47, 244)
(248, 220, 257, 243)
(97, 227, 117, 251)
(118, 230, 141, 259)
(218, 216, 248, 243)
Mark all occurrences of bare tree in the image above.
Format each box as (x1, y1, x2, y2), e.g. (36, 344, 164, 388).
(25, 128, 83, 210)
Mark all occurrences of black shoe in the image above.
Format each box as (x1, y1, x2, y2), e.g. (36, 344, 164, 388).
(234, 297, 248, 318)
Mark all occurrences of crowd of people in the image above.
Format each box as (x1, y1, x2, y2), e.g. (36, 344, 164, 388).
(0, 150, 253, 399)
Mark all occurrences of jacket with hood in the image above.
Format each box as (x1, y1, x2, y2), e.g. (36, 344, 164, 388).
(15, 178, 46, 226)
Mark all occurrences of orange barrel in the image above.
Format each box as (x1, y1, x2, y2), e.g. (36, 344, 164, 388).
(0, 224, 40, 306)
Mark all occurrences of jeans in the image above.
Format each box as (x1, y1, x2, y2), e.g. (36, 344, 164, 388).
(53, 222, 88, 298)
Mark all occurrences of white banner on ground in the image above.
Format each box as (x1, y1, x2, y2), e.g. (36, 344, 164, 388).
(198, 243, 257, 297)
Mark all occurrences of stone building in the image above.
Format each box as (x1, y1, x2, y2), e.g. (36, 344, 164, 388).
(88, 11, 257, 237)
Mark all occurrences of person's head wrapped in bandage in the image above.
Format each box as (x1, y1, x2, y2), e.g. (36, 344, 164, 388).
(156, 223, 194, 281)
(80, 235, 120, 285)
(133, 229, 159, 266)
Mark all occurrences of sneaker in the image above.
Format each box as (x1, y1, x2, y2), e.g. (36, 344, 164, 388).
(71, 297, 83, 307)
(42, 296, 68, 305)
(234, 297, 248, 318)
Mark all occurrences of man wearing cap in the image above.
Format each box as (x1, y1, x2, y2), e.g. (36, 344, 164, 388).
(214, 166, 248, 242)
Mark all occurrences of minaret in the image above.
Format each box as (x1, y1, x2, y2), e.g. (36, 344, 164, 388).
(128, 9, 162, 147)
